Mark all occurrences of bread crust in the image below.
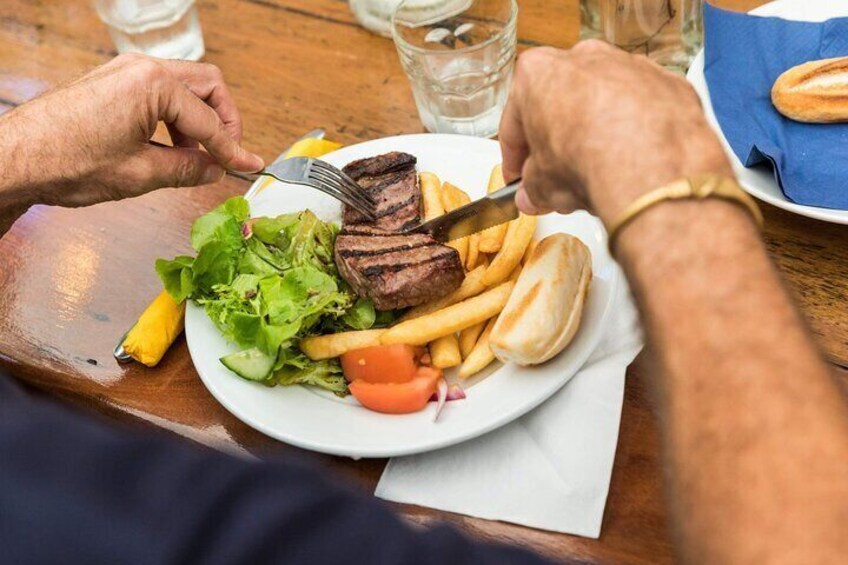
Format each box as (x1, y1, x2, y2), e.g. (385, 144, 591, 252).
(772, 57, 848, 123)
(489, 233, 592, 366)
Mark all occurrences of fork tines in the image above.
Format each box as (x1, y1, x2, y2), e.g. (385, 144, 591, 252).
(308, 160, 376, 220)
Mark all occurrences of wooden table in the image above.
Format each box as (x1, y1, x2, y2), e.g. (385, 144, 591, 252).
(1, 1, 846, 563)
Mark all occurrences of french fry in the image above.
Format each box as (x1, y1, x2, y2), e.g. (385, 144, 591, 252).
(430, 334, 462, 368)
(508, 262, 523, 282)
(458, 317, 499, 379)
(466, 232, 480, 271)
(300, 329, 385, 360)
(401, 264, 488, 321)
(381, 281, 515, 346)
(420, 172, 445, 221)
(522, 238, 539, 265)
(459, 320, 486, 359)
(481, 213, 537, 287)
(478, 165, 509, 253)
(442, 182, 471, 265)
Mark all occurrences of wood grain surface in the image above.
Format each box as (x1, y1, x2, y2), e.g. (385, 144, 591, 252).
(1, 1, 845, 563)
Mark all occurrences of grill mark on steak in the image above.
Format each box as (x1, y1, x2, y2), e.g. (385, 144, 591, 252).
(371, 194, 417, 219)
(361, 254, 450, 277)
(334, 151, 465, 310)
(344, 152, 417, 180)
(337, 241, 437, 259)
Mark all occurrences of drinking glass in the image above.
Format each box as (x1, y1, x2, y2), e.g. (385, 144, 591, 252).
(579, 0, 703, 72)
(391, 0, 517, 138)
(94, 0, 205, 60)
(349, 0, 467, 37)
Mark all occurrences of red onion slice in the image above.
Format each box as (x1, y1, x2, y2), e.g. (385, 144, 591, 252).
(428, 384, 466, 403)
(432, 378, 448, 423)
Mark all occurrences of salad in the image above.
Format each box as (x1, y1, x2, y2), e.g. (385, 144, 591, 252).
(156, 196, 392, 394)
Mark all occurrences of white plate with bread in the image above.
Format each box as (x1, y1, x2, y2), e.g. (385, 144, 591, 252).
(687, 0, 848, 225)
(186, 134, 620, 458)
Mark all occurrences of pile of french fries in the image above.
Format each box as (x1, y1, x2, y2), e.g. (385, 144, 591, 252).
(300, 165, 537, 381)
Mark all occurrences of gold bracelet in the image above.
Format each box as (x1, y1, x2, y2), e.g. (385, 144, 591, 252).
(607, 175, 763, 254)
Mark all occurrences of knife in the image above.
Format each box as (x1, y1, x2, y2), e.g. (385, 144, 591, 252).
(408, 178, 521, 242)
(113, 128, 327, 364)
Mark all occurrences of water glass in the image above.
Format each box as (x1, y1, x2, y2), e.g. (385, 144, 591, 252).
(391, 0, 517, 138)
(580, 0, 703, 72)
(94, 0, 205, 61)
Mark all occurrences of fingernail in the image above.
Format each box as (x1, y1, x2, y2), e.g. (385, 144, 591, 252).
(246, 151, 264, 172)
(230, 146, 264, 173)
(201, 164, 225, 184)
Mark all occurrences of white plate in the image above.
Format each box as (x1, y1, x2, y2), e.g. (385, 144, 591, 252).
(687, 0, 848, 225)
(186, 134, 620, 458)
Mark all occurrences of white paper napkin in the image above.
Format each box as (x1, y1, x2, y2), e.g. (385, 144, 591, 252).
(375, 279, 643, 538)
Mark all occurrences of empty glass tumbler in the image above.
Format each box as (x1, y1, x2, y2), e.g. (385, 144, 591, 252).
(580, 0, 703, 72)
(349, 0, 467, 37)
(391, 0, 517, 137)
(94, 0, 205, 60)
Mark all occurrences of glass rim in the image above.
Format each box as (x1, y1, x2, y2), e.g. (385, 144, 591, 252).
(391, 0, 518, 56)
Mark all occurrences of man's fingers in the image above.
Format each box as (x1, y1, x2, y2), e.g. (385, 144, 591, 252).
(158, 79, 263, 172)
(137, 145, 225, 190)
(166, 123, 200, 149)
(515, 187, 553, 215)
(156, 59, 243, 143)
(499, 88, 529, 183)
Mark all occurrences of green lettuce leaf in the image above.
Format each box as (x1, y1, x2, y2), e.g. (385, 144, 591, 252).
(156, 202, 365, 394)
(342, 297, 376, 330)
(190, 196, 248, 252)
(252, 213, 299, 247)
(192, 240, 238, 294)
(155, 256, 195, 302)
(275, 359, 348, 395)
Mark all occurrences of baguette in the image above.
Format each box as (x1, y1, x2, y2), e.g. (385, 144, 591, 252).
(772, 57, 848, 123)
(489, 233, 591, 366)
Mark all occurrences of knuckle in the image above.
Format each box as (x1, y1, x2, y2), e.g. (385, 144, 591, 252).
(174, 157, 201, 187)
(203, 62, 225, 82)
(114, 52, 144, 65)
(518, 46, 557, 70)
(132, 58, 167, 83)
(574, 39, 609, 53)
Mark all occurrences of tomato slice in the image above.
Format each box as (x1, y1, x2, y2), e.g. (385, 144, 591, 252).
(349, 366, 443, 414)
(340, 344, 425, 384)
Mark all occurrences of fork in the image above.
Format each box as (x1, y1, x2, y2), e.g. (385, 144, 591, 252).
(149, 141, 376, 220)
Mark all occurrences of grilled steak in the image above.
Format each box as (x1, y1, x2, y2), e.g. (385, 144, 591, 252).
(335, 153, 464, 310)
(341, 152, 421, 232)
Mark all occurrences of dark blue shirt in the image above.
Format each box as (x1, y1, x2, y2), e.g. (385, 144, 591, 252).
(0, 375, 555, 564)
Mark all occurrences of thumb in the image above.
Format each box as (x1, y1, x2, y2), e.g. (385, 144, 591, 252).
(137, 145, 225, 190)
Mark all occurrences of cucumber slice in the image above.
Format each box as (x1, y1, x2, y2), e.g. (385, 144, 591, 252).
(220, 348, 275, 382)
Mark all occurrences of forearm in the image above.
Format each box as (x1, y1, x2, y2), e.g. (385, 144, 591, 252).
(618, 200, 848, 564)
(0, 110, 43, 237)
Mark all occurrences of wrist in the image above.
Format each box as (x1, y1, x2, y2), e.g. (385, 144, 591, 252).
(614, 196, 762, 284)
(588, 127, 733, 226)
(0, 109, 48, 209)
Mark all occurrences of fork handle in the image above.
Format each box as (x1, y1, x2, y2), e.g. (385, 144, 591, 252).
(148, 139, 263, 184)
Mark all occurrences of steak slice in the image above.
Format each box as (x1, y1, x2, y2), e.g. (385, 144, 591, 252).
(335, 152, 464, 310)
(335, 225, 465, 310)
(342, 152, 421, 232)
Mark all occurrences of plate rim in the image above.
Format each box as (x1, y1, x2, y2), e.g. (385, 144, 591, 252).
(686, 0, 848, 225)
(186, 133, 620, 458)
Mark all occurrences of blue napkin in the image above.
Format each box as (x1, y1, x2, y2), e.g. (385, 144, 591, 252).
(704, 3, 848, 209)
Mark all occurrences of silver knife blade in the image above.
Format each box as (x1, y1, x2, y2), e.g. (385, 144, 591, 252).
(409, 179, 521, 242)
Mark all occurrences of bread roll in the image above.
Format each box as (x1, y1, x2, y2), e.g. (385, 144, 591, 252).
(489, 233, 591, 366)
(772, 57, 848, 123)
